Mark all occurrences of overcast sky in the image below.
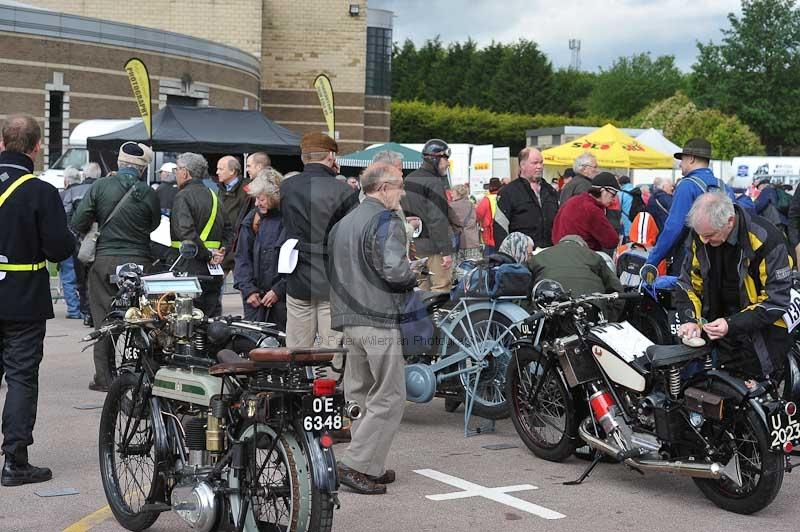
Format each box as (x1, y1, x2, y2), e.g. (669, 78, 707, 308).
(370, 0, 742, 72)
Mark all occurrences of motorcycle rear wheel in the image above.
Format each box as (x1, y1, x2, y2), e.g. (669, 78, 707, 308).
(229, 423, 333, 532)
(693, 383, 784, 514)
(98, 372, 162, 531)
(506, 347, 576, 462)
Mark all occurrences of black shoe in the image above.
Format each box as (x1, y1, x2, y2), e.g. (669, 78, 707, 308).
(1, 460, 52, 487)
(330, 428, 351, 444)
(337, 463, 386, 494)
(83, 315, 93, 328)
(88, 380, 108, 393)
(367, 469, 396, 484)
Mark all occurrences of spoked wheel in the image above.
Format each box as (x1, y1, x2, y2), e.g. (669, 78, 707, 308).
(229, 424, 333, 532)
(506, 346, 576, 461)
(447, 309, 517, 420)
(694, 383, 784, 514)
(98, 372, 162, 531)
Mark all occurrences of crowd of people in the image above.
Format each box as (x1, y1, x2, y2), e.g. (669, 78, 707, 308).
(0, 112, 794, 500)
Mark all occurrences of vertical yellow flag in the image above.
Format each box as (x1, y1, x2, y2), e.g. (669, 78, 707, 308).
(124, 58, 152, 139)
(313, 74, 335, 138)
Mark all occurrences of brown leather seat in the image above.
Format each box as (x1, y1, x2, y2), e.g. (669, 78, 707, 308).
(248, 346, 347, 364)
(209, 360, 260, 376)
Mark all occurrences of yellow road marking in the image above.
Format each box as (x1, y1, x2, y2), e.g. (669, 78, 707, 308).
(62, 505, 112, 532)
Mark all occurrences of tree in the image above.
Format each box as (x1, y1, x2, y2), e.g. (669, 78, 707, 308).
(589, 53, 686, 119)
(690, 0, 800, 153)
(483, 39, 554, 115)
(630, 92, 765, 159)
(548, 69, 596, 116)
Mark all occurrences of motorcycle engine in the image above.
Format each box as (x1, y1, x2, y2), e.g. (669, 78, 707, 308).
(171, 481, 218, 532)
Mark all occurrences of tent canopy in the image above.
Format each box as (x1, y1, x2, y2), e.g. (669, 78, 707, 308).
(337, 142, 423, 169)
(635, 128, 681, 166)
(87, 105, 301, 155)
(542, 123, 673, 169)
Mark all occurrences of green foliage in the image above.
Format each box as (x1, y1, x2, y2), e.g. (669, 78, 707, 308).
(689, 0, 800, 152)
(630, 92, 765, 159)
(589, 53, 686, 119)
(391, 100, 613, 153)
(549, 69, 596, 116)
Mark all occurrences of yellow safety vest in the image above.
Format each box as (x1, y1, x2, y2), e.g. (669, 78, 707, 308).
(0, 173, 47, 272)
(171, 188, 221, 249)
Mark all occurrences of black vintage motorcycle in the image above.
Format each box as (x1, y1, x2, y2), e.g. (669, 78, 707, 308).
(85, 243, 359, 531)
(506, 274, 799, 514)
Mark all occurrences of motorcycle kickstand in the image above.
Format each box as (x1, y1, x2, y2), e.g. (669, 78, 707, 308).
(563, 453, 603, 486)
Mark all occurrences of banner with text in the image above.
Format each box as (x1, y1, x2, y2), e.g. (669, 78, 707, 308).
(124, 58, 152, 139)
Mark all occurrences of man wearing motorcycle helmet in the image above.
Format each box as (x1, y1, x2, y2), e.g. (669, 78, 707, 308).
(400, 138, 454, 291)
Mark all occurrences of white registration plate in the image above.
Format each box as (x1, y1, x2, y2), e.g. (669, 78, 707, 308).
(768, 409, 800, 449)
(782, 289, 800, 332)
(302, 395, 343, 432)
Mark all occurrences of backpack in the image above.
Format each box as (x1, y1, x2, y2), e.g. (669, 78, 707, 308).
(684, 175, 728, 196)
(776, 187, 792, 215)
(623, 187, 647, 221)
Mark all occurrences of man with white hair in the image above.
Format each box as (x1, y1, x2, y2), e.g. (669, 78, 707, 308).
(675, 192, 791, 378)
(156, 162, 179, 213)
(559, 151, 599, 204)
(646, 176, 674, 230)
(73, 141, 161, 392)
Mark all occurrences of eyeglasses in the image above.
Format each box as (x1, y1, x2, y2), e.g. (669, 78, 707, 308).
(582, 164, 598, 169)
(603, 187, 618, 197)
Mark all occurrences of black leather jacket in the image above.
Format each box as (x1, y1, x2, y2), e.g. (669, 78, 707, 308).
(401, 163, 454, 256)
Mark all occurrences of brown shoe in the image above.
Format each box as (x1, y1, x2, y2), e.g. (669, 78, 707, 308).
(337, 463, 386, 494)
(367, 469, 395, 484)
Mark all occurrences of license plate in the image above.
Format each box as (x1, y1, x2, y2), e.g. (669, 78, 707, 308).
(783, 289, 800, 332)
(768, 408, 800, 450)
(302, 395, 343, 432)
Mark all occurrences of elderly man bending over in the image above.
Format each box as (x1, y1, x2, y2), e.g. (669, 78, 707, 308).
(328, 162, 418, 495)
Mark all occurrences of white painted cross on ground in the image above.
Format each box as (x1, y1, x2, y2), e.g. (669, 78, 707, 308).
(414, 469, 565, 520)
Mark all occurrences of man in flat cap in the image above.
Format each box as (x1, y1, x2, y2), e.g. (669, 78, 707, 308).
(280, 133, 359, 357)
(647, 138, 733, 274)
(73, 141, 160, 392)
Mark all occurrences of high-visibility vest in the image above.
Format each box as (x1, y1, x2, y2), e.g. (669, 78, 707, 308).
(0, 173, 47, 272)
(487, 193, 497, 218)
(171, 188, 221, 249)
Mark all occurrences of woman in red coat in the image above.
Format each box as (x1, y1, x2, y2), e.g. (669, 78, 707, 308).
(551, 172, 621, 251)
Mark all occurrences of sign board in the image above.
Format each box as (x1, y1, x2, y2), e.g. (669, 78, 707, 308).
(469, 144, 494, 196)
(448, 144, 471, 187)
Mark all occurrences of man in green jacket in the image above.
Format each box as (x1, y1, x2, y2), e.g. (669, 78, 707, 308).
(72, 141, 160, 391)
(527, 234, 625, 320)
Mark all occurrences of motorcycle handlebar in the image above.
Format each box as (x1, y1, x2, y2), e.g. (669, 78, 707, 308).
(615, 291, 642, 300)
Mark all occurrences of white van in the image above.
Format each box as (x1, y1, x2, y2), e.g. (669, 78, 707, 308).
(729, 156, 800, 190)
(39, 118, 141, 189)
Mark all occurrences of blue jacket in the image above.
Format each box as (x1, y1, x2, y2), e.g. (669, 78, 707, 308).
(735, 194, 756, 214)
(647, 168, 734, 266)
(646, 189, 672, 230)
(619, 183, 635, 236)
(233, 208, 287, 300)
(754, 186, 788, 226)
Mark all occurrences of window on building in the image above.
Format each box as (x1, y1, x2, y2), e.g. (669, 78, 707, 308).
(48, 91, 64, 163)
(366, 26, 392, 96)
(167, 94, 199, 107)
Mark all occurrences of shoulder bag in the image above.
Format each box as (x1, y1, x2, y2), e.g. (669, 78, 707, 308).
(77, 186, 136, 264)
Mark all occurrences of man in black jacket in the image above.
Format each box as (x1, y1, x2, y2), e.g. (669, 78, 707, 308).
(0, 115, 75, 486)
(280, 133, 358, 351)
(494, 147, 559, 248)
(171, 153, 229, 317)
(73, 141, 160, 391)
(400, 138, 454, 291)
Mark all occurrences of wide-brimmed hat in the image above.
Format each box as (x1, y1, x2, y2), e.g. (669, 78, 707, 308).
(483, 177, 502, 191)
(674, 138, 712, 160)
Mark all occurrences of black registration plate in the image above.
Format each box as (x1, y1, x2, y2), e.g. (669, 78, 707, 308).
(768, 408, 800, 450)
(302, 394, 344, 432)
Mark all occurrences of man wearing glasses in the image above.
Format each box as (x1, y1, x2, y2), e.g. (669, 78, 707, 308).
(552, 172, 621, 251)
(559, 151, 599, 204)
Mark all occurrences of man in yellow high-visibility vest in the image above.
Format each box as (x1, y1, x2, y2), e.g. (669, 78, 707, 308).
(0, 115, 75, 487)
(171, 152, 229, 317)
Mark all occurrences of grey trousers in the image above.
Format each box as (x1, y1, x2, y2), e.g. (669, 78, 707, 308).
(340, 325, 406, 477)
(285, 295, 343, 368)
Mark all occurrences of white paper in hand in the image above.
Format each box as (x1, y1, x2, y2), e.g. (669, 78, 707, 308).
(150, 215, 172, 247)
(278, 238, 299, 274)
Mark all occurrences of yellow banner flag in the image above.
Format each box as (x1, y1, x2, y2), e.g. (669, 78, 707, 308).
(313, 74, 335, 138)
(124, 58, 152, 139)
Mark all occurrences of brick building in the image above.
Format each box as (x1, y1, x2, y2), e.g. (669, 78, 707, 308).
(16, 0, 393, 163)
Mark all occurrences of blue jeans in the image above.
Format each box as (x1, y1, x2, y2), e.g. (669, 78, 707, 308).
(59, 257, 81, 316)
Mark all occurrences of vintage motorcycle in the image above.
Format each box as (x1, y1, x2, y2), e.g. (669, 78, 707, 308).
(85, 243, 357, 531)
(506, 270, 799, 514)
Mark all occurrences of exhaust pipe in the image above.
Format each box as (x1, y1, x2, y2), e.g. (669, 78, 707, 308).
(578, 418, 742, 487)
(345, 401, 362, 420)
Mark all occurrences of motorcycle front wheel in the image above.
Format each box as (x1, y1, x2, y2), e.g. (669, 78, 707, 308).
(506, 346, 577, 462)
(229, 423, 334, 532)
(693, 383, 785, 514)
(98, 372, 163, 531)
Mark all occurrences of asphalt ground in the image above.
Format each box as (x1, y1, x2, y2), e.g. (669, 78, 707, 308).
(1, 295, 799, 532)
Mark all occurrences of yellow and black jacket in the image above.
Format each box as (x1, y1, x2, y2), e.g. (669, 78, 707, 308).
(675, 205, 791, 374)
